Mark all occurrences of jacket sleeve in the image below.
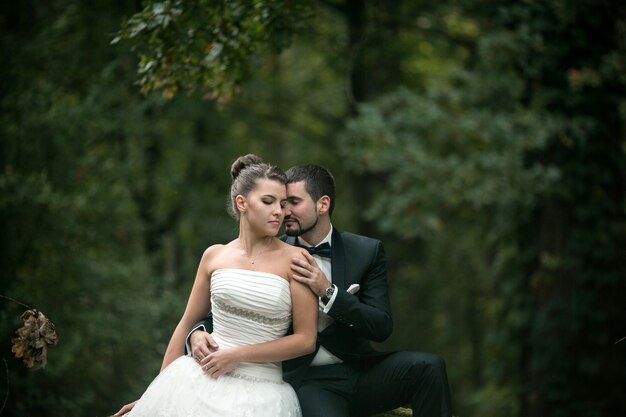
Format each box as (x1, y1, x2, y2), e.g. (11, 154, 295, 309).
(183, 314, 214, 354)
(326, 241, 393, 342)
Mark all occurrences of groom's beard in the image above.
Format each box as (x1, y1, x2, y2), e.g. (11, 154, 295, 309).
(284, 215, 319, 237)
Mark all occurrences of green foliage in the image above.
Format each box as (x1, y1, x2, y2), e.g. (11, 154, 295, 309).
(339, 1, 626, 416)
(112, 0, 314, 102)
(373, 407, 412, 417)
(1, 2, 227, 415)
(2, 1, 625, 417)
(340, 85, 561, 238)
(0, 2, 342, 416)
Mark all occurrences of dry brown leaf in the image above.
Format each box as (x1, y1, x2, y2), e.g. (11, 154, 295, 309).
(11, 309, 58, 369)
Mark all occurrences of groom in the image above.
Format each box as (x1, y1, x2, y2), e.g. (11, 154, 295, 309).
(189, 164, 452, 417)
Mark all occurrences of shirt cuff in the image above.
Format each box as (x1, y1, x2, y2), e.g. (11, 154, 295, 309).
(321, 284, 338, 314)
(185, 324, 207, 356)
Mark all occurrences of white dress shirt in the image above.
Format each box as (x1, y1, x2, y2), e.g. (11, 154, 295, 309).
(297, 226, 343, 366)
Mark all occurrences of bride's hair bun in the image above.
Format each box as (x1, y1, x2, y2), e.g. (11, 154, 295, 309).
(227, 154, 286, 221)
(230, 154, 264, 181)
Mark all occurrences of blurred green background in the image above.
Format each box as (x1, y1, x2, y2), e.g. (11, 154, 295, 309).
(1, 1, 625, 416)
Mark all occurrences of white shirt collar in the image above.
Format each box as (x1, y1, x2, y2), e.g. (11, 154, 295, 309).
(298, 224, 333, 247)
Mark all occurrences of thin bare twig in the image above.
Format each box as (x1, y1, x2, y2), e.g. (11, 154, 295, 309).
(0, 358, 9, 416)
(0, 295, 32, 310)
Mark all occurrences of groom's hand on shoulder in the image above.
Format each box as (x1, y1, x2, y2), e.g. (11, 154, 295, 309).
(291, 251, 330, 297)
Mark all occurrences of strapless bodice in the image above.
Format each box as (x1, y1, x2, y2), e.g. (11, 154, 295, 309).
(210, 268, 292, 382)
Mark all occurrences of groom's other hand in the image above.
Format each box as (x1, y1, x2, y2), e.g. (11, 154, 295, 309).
(114, 400, 138, 416)
(190, 329, 219, 363)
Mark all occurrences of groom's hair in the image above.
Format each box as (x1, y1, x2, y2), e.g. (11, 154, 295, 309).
(285, 164, 336, 216)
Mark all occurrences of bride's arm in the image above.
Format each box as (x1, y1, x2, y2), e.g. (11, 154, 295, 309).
(160, 246, 216, 370)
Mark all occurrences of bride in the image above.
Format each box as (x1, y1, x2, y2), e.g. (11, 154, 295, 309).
(114, 154, 317, 417)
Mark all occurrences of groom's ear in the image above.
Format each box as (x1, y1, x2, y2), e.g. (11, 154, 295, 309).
(317, 195, 331, 216)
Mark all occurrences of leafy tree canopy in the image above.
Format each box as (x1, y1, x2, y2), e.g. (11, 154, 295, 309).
(112, 0, 314, 102)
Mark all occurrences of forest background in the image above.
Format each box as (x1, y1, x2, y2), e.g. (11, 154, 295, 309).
(1, 1, 625, 417)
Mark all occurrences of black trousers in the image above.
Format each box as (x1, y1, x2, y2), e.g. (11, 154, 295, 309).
(295, 351, 452, 417)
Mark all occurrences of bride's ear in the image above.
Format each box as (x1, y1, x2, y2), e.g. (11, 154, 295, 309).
(235, 195, 247, 214)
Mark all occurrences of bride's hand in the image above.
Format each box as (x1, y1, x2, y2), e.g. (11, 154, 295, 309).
(200, 348, 241, 378)
(113, 400, 138, 416)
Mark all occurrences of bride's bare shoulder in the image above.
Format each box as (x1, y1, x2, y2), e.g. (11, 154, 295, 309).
(199, 244, 231, 267)
(276, 240, 306, 260)
(202, 243, 227, 256)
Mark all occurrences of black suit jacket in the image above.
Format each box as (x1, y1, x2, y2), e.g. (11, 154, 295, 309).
(189, 228, 394, 388)
(282, 228, 393, 387)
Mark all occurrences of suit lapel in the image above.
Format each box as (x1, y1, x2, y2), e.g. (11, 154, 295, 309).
(330, 228, 346, 290)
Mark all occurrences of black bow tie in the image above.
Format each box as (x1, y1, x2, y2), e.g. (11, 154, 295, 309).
(298, 241, 332, 258)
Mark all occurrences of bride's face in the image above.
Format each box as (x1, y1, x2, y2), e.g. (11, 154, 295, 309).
(241, 178, 287, 236)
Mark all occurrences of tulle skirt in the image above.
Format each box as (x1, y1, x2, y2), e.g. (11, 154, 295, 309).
(127, 356, 301, 417)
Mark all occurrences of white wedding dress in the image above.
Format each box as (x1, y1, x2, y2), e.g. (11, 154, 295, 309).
(127, 268, 302, 417)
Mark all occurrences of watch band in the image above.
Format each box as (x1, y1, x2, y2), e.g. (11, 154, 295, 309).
(321, 285, 335, 303)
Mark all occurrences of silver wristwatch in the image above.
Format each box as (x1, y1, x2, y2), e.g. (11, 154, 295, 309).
(321, 285, 335, 303)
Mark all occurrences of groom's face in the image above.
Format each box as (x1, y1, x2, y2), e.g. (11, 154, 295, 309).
(283, 181, 319, 237)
